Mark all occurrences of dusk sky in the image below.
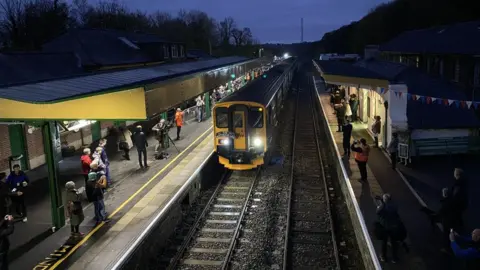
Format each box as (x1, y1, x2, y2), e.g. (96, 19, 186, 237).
(93, 0, 390, 43)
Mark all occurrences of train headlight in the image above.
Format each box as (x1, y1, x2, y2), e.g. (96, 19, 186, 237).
(220, 139, 230, 145)
(253, 137, 262, 147)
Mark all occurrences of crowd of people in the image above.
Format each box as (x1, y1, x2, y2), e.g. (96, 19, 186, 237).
(328, 86, 480, 267)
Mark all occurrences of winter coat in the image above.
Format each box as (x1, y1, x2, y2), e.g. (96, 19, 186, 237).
(65, 189, 84, 226)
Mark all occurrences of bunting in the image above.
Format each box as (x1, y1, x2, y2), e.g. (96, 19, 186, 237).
(392, 91, 480, 110)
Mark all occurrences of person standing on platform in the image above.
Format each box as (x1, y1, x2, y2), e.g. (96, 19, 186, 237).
(372, 116, 381, 148)
(449, 168, 469, 229)
(175, 108, 184, 140)
(65, 181, 84, 238)
(118, 126, 132, 161)
(0, 212, 14, 270)
(349, 94, 359, 122)
(0, 173, 13, 218)
(98, 139, 110, 186)
(351, 138, 370, 182)
(134, 125, 148, 168)
(342, 119, 353, 157)
(335, 101, 346, 132)
(376, 193, 402, 263)
(387, 133, 399, 169)
(81, 148, 92, 184)
(6, 165, 28, 223)
(195, 95, 205, 122)
(345, 100, 352, 121)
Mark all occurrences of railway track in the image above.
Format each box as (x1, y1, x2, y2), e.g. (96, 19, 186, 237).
(283, 75, 340, 269)
(165, 169, 261, 270)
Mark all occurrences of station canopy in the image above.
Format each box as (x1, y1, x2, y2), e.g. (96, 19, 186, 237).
(0, 56, 249, 121)
(313, 60, 389, 89)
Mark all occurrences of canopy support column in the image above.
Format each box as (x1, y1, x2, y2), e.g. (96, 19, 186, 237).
(43, 121, 65, 229)
(204, 92, 211, 119)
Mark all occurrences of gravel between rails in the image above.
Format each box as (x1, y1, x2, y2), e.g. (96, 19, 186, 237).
(184, 251, 226, 261)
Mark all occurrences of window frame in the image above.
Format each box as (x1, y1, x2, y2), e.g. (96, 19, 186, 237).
(215, 107, 228, 128)
(171, 45, 178, 58)
(248, 107, 264, 128)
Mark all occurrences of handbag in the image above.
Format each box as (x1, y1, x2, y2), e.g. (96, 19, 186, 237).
(119, 130, 129, 150)
(97, 175, 107, 189)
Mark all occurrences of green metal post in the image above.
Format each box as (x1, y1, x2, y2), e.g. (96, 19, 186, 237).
(204, 92, 211, 119)
(228, 81, 233, 93)
(43, 121, 65, 229)
(251, 71, 255, 80)
(242, 75, 246, 87)
(161, 112, 169, 148)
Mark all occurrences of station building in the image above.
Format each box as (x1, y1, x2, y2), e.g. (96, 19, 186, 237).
(0, 28, 268, 175)
(314, 20, 480, 162)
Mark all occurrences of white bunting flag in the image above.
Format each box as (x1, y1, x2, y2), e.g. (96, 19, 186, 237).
(448, 99, 454, 105)
(466, 101, 472, 108)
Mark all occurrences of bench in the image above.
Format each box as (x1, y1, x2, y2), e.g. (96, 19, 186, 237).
(414, 137, 476, 156)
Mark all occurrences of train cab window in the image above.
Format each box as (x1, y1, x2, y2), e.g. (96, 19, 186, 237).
(233, 113, 243, 127)
(249, 107, 263, 128)
(215, 107, 228, 128)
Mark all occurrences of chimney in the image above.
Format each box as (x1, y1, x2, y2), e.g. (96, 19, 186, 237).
(364, 45, 380, 60)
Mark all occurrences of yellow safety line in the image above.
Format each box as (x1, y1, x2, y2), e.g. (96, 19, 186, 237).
(48, 126, 213, 269)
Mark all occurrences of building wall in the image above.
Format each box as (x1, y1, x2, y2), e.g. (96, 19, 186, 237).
(25, 127, 45, 170)
(0, 126, 12, 173)
(0, 120, 115, 173)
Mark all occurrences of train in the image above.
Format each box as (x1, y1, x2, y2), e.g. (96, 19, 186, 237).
(213, 57, 298, 170)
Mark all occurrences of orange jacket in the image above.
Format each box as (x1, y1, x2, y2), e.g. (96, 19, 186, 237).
(175, 111, 184, 127)
(354, 145, 369, 162)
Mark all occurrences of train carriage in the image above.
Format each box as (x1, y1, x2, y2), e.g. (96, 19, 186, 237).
(213, 58, 297, 170)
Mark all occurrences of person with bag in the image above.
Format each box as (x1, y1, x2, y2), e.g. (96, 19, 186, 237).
(86, 174, 109, 226)
(118, 126, 132, 160)
(65, 181, 84, 238)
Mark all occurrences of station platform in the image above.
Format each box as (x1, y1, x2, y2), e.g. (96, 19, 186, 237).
(314, 79, 458, 269)
(11, 119, 214, 269)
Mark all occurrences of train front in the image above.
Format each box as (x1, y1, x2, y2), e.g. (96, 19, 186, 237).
(214, 102, 267, 170)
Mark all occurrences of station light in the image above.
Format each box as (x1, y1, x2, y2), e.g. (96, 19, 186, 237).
(262, 74, 267, 78)
(231, 74, 236, 79)
(284, 53, 289, 58)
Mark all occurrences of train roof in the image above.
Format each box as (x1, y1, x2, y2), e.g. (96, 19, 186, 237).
(219, 58, 296, 106)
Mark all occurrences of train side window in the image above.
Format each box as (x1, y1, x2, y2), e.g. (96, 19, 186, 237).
(249, 107, 263, 128)
(215, 107, 228, 128)
(233, 113, 243, 127)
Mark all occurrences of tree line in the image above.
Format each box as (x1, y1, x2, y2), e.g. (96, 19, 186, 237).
(0, 0, 258, 54)
(319, 0, 479, 54)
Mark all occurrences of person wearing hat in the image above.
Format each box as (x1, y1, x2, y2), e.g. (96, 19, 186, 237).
(175, 108, 184, 140)
(65, 181, 84, 238)
(133, 125, 148, 168)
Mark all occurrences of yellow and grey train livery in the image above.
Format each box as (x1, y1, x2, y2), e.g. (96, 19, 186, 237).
(213, 58, 297, 170)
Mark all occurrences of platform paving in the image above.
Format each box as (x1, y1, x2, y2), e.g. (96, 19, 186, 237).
(11, 118, 213, 269)
(68, 133, 214, 269)
(315, 80, 457, 269)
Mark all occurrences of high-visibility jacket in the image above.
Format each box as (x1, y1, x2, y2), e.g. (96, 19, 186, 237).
(355, 146, 369, 162)
(175, 111, 184, 127)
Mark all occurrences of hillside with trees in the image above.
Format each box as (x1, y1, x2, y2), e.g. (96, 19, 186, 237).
(319, 0, 479, 54)
(0, 0, 260, 57)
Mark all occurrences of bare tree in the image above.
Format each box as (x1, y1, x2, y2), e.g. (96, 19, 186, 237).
(0, 0, 26, 48)
(218, 16, 236, 45)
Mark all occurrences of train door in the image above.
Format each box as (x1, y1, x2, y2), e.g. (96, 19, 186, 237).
(228, 105, 248, 150)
